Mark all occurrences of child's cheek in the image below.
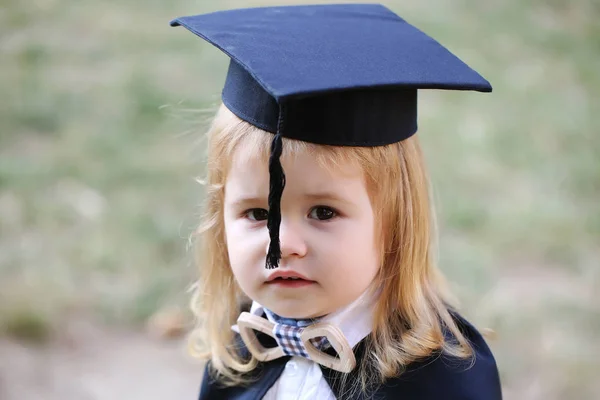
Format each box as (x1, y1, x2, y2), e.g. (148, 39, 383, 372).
(327, 223, 379, 285)
(225, 221, 268, 275)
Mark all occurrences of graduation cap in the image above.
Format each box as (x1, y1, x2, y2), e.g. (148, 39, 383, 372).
(170, 3, 492, 269)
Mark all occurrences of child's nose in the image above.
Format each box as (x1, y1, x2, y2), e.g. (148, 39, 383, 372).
(267, 220, 307, 259)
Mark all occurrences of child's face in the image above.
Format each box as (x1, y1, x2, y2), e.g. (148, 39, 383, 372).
(223, 147, 380, 318)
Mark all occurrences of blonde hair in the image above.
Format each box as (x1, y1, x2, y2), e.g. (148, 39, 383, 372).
(189, 104, 473, 395)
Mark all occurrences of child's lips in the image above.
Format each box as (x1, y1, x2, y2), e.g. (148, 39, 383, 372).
(266, 270, 313, 282)
(266, 278, 315, 288)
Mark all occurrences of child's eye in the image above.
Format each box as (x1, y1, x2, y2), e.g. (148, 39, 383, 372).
(244, 208, 269, 221)
(308, 206, 337, 221)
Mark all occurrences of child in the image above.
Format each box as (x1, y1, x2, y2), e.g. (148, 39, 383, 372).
(171, 4, 502, 399)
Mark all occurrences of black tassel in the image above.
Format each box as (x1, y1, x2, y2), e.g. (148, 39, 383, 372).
(266, 133, 286, 269)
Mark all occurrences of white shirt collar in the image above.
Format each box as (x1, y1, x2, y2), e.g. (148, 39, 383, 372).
(233, 288, 378, 348)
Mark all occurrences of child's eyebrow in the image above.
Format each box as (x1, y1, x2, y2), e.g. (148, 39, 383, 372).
(229, 193, 354, 208)
(303, 192, 354, 206)
(229, 196, 267, 208)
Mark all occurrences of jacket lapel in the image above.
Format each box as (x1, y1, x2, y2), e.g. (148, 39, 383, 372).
(321, 311, 503, 400)
(198, 330, 290, 400)
(319, 340, 377, 400)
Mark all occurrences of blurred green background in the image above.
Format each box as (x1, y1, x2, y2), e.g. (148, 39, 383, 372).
(1, 0, 598, 399)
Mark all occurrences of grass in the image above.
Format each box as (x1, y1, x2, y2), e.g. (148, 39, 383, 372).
(1, 0, 599, 398)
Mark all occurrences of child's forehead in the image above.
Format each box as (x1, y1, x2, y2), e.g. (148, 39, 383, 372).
(226, 147, 368, 203)
(229, 138, 363, 178)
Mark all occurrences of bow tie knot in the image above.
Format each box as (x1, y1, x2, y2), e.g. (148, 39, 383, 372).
(273, 322, 328, 358)
(237, 312, 357, 373)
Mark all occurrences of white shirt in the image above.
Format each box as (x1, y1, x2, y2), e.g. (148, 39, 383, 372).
(232, 291, 377, 400)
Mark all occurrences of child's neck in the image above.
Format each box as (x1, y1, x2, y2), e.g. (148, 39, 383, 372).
(263, 309, 323, 328)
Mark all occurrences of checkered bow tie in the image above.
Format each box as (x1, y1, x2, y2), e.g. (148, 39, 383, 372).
(236, 311, 357, 373)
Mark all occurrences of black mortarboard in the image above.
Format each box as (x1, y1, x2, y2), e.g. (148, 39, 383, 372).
(170, 3, 492, 269)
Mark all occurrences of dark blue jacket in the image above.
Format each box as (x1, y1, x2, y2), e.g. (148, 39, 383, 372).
(198, 311, 502, 399)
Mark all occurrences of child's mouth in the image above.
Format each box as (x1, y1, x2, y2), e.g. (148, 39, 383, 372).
(267, 277, 315, 288)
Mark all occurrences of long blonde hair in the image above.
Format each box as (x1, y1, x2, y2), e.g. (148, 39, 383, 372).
(189, 103, 473, 394)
